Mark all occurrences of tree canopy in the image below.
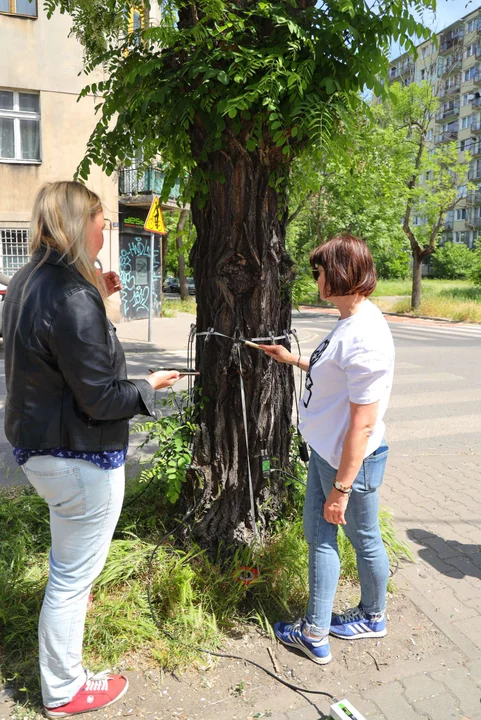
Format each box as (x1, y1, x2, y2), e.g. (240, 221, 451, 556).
(47, 0, 435, 203)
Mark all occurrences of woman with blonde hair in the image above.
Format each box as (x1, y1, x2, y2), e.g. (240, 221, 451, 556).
(3, 181, 181, 718)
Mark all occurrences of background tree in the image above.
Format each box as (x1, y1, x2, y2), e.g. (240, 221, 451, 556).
(377, 82, 472, 310)
(164, 210, 195, 299)
(47, 0, 434, 544)
(286, 114, 412, 291)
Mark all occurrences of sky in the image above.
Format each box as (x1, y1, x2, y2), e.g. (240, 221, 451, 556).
(389, 0, 480, 59)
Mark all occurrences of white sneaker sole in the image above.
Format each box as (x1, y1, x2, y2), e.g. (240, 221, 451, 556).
(44, 677, 129, 718)
(276, 636, 332, 665)
(330, 628, 387, 640)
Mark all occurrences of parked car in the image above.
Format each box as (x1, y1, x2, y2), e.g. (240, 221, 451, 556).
(187, 277, 196, 295)
(163, 276, 180, 293)
(0, 272, 10, 337)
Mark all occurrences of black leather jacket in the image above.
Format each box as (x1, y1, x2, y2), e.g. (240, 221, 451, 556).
(4, 247, 155, 451)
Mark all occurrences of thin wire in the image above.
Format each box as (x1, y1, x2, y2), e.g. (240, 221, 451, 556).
(237, 344, 259, 542)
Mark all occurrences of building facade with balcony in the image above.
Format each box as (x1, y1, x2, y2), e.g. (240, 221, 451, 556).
(389, 6, 481, 250)
(0, 1, 180, 321)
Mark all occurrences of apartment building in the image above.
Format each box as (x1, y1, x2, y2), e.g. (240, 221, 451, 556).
(389, 4, 481, 249)
(0, 1, 180, 320)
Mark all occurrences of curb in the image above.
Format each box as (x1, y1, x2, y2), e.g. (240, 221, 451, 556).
(298, 304, 481, 327)
(119, 341, 170, 354)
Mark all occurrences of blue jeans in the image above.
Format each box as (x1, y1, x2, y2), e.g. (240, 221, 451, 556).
(23, 456, 125, 708)
(303, 445, 390, 633)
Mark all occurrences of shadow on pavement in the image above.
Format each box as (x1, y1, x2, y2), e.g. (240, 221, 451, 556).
(407, 528, 481, 582)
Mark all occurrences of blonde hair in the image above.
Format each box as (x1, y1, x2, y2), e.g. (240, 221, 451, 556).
(30, 181, 103, 290)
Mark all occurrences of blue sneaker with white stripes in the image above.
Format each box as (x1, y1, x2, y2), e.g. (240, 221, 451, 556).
(274, 619, 331, 664)
(329, 606, 387, 640)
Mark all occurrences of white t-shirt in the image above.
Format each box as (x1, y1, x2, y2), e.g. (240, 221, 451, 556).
(299, 300, 394, 469)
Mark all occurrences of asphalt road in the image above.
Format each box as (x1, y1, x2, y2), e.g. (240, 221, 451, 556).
(1, 309, 480, 487)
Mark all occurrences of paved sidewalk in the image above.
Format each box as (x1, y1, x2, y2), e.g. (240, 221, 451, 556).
(268, 454, 481, 720)
(114, 312, 195, 353)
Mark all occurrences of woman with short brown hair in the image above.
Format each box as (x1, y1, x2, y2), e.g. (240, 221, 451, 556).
(260, 233, 394, 665)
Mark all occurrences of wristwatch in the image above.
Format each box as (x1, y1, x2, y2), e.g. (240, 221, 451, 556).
(333, 479, 352, 496)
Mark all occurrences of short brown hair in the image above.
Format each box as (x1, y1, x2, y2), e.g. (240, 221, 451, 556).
(310, 234, 376, 298)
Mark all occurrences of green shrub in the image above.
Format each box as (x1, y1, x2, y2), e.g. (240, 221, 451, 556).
(431, 242, 476, 280)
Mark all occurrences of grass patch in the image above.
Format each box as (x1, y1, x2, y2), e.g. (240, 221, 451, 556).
(391, 296, 481, 323)
(162, 298, 196, 317)
(0, 447, 412, 712)
(299, 278, 481, 323)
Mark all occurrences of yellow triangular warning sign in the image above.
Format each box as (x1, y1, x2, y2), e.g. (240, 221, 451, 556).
(144, 197, 166, 235)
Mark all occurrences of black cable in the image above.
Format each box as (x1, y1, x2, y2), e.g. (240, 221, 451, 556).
(146, 518, 335, 700)
(122, 475, 157, 509)
(274, 467, 307, 487)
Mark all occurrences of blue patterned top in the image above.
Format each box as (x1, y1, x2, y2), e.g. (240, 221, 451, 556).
(13, 447, 127, 470)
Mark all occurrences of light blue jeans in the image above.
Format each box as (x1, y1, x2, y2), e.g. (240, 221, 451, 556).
(303, 445, 390, 634)
(23, 456, 125, 708)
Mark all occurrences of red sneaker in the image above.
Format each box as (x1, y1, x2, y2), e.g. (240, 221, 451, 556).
(44, 671, 128, 718)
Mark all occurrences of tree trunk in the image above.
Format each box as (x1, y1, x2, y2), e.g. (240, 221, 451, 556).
(188, 141, 295, 546)
(176, 208, 190, 301)
(411, 248, 423, 310)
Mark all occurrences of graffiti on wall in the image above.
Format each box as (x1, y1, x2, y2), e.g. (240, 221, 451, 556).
(119, 235, 161, 321)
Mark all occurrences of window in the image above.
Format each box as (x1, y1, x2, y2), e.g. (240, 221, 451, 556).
(462, 115, 473, 129)
(456, 208, 467, 220)
(0, 0, 37, 16)
(455, 231, 466, 244)
(427, 128, 433, 141)
(465, 66, 478, 82)
(467, 18, 481, 33)
(465, 44, 477, 58)
(0, 90, 40, 162)
(0, 229, 30, 275)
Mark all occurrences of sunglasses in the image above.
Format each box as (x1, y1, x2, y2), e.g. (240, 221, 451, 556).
(312, 266, 320, 282)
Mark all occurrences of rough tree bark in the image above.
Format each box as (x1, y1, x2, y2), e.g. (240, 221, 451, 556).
(411, 246, 424, 310)
(188, 134, 295, 545)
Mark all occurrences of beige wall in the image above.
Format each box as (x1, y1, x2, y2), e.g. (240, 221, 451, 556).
(0, 6, 121, 309)
(0, 9, 102, 94)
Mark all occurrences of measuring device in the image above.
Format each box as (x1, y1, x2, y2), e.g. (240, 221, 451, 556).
(330, 699, 367, 720)
(148, 367, 200, 376)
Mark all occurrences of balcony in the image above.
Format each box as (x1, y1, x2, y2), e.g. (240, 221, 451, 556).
(466, 216, 481, 228)
(435, 127, 459, 143)
(441, 56, 462, 75)
(472, 121, 481, 134)
(466, 190, 481, 204)
(468, 168, 481, 180)
(118, 167, 181, 208)
(472, 95, 481, 108)
(438, 34, 463, 55)
(467, 142, 481, 156)
(443, 221, 453, 231)
(473, 73, 481, 85)
(438, 82, 461, 98)
(435, 104, 460, 122)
